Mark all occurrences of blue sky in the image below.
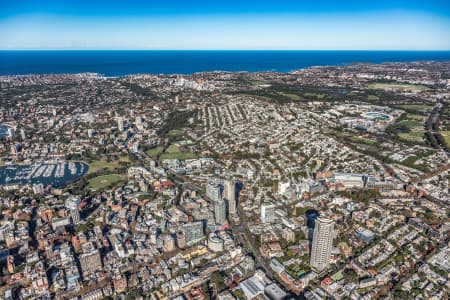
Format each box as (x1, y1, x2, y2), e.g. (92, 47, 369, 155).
(0, 0, 449, 50)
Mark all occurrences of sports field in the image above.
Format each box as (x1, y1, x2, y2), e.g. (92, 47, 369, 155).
(87, 174, 125, 190)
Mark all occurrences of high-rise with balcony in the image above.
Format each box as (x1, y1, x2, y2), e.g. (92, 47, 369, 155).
(310, 216, 334, 272)
(65, 196, 81, 226)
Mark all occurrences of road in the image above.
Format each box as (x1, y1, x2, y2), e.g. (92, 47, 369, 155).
(233, 206, 300, 294)
(133, 147, 298, 294)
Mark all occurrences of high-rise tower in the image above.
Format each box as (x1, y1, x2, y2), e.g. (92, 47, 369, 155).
(310, 216, 334, 272)
(224, 178, 236, 216)
(206, 179, 222, 203)
(65, 196, 81, 225)
(260, 202, 276, 223)
(214, 199, 227, 225)
(117, 117, 124, 132)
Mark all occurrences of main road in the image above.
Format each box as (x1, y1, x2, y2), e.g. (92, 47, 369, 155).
(233, 206, 299, 295)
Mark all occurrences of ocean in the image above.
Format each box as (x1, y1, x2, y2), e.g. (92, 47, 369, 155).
(1, 50, 449, 76)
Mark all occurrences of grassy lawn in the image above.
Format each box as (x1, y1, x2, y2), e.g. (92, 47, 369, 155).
(402, 150, 435, 167)
(87, 174, 125, 190)
(87, 160, 120, 174)
(304, 92, 325, 99)
(405, 114, 426, 121)
(439, 130, 450, 146)
(398, 120, 423, 128)
(398, 131, 424, 143)
(367, 95, 379, 101)
(395, 104, 433, 112)
(241, 93, 287, 103)
(146, 146, 164, 158)
(395, 112, 426, 144)
(167, 129, 183, 138)
(277, 92, 302, 100)
(249, 80, 267, 86)
(146, 145, 198, 160)
(367, 82, 429, 92)
(160, 145, 197, 160)
(86, 156, 130, 174)
(348, 136, 377, 145)
(256, 95, 276, 102)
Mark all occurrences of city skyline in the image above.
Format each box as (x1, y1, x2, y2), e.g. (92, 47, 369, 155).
(1, 0, 450, 50)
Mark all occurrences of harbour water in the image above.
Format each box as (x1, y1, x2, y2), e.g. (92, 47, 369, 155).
(0, 161, 88, 188)
(0, 125, 13, 138)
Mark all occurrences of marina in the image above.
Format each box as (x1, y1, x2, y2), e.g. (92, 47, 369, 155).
(0, 124, 14, 138)
(0, 161, 88, 188)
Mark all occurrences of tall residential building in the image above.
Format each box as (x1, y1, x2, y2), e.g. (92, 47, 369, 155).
(278, 178, 290, 194)
(117, 117, 124, 132)
(206, 179, 222, 202)
(20, 128, 26, 140)
(310, 217, 334, 272)
(65, 196, 81, 225)
(135, 116, 144, 130)
(214, 199, 227, 225)
(183, 221, 204, 246)
(224, 178, 236, 216)
(260, 202, 276, 223)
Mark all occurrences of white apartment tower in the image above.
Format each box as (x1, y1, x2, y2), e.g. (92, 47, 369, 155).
(20, 128, 26, 140)
(117, 117, 124, 132)
(65, 196, 81, 225)
(206, 179, 222, 203)
(260, 202, 276, 223)
(310, 216, 334, 272)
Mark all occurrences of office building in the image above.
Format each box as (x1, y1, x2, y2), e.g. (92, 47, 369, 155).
(310, 217, 334, 272)
(183, 221, 204, 246)
(265, 283, 288, 300)
(356, 227, 375, 243)
(214, 199, 227, 225)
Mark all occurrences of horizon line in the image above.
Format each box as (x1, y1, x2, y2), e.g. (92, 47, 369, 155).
(1, 49, 450, 52)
